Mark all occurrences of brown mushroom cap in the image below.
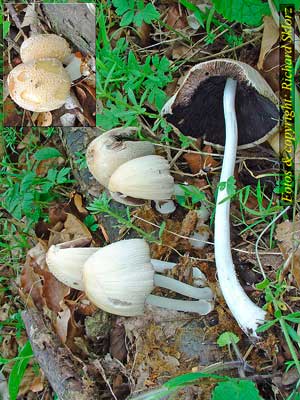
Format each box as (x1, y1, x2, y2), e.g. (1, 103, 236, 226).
(162, 59, 279, 149)
(8, 58, 71, 112)
(20, 34, 71, 64)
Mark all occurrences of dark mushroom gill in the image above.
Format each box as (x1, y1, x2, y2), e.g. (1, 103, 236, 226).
(165, 76, 279, 147)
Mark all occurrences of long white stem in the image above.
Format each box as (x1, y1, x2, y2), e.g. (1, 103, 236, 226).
(214, 78, 266, 337)
(146, 295, 212, 314)
(153, 274, 213, 300)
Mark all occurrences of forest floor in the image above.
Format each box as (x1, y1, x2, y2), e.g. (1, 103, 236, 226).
(1, 1, 300, 400)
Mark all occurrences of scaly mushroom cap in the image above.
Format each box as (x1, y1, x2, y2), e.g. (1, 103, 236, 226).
(20, 34, 71, 64)
(8, 58, 71, 112)
(83, 239, 155, 316)
(162, 59, 279, 149)
(86, 127, 155, 187)
(46, 242, 98, 290)
(108, 155, 175, 201)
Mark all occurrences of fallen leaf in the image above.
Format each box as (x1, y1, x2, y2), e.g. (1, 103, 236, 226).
(257, 16, 279, 70)
(166, 5, 187, 29)
(36, 112, 53, 127)
(35, 267, 70, 313)
(276, 217, 300, 285)
(73, 193, 88, 215)
(260, 46, 280, 93)
(63, 213, 92, 241)
(184, 146, 219, 174)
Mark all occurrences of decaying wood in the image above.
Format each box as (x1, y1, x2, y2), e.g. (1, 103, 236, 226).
(42, 4, 95, 54)
(22, 308, 100, 400)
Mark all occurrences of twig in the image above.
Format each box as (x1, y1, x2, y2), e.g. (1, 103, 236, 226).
(22, 308, 100, 400)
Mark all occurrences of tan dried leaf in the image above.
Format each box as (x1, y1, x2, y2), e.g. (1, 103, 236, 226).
(36, 112, 53, 127)
(257, 16, 279, 70)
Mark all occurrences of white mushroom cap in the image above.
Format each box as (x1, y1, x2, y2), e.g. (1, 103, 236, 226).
(108, 155, 175, 201)
(86, 127, 155, 187)
(20, 34, 71, 64)
(83, 239, 155, 316)
(46, 243, 98, 290)
(8, 58, 71, 112)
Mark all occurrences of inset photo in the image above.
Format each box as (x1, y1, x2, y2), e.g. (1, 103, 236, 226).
(3, 3, 96, 127)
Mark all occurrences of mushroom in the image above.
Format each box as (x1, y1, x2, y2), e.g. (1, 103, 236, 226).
(162, 59, 279, 149)
(86, 127, 155, 188)
(20, 34, 71, 64)
(83, 239, 213, 316)
(162, 59, 279, 335)
(45, 239, 213, 316)
(108, 155, 174, 202)
(87, 128, 174, 205)
(7, 58, 71, 112)
(46, 239, 98, 290)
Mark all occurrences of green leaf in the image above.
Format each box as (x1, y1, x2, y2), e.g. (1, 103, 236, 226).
(8, 341, 33, 400)
(285, 323, 300, 343)
(134, 3, 160, 26)
(212, 0, 270, 26)
(212, 379, 263, 400)
(179, 0, 204, 27)
(255, 278, 270, 290)
(34, 147, 63, 161)
(159, 221, 166, 239)
(121, 9, 135, 26)
(217, 331, 240, 347)
(164, 372, 225, 389)
(255, 319, 277, 333)
(3, 21, 10, 38)
(112, 0, 130, 15)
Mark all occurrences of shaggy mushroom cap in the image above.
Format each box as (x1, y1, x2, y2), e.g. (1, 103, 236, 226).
(8, 58, 71, 112)
(20, 34, 71, 64)
(162, 59, 279, 149)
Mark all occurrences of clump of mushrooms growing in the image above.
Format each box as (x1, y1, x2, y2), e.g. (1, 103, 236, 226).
(86, 127, 175, 205)
(46, 239, 214, 316)
(162, 59, 279, 336)
(8, 34, 71, 112)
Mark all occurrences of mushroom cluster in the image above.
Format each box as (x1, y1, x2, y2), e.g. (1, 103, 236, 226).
(8, 34, 71, 112)
(86, 127, 175, 205)
(46, 239, 213, 316)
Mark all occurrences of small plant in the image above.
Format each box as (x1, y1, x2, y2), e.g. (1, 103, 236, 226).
(212, 0, 270, 26)
(256, 278, 300, 376)
(88, 192, 161, 243)
(176, 184, 207, 210)
(0, 340, 34, 400)
(112, 0, 160, 27)
(0, 150, 73, 229)
(97, 5, 173, 130)
(131, 371, 263, 400)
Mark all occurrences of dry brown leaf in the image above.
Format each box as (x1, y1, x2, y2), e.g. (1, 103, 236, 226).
(73, 193, 88, 215)
(261, 46, 280, 94)
(184, 146, 219, 174)
(276, 217, 300, 285)
(35, 267, 70, 313)
(110, 323, 127, 362)
(61, 213, 92, 241)
(257, 16, 279, 70)
(56, 306, 71, 343)
(20, 243, 47, 310)
(36, 112, 53, 127)
(36, 156, 65, 176)
(166, 5, 187, 29)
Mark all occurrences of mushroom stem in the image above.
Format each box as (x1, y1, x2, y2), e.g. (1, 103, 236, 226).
(145, 294, 212, 314)
(214, 78, 266, 336)
(150, 259, 177, 272)
(153, 274, 213, 300)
